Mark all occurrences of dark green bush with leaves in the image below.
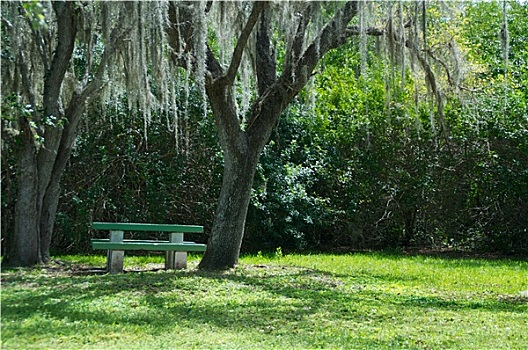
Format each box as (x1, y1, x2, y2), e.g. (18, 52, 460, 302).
(246, 2, 528, 254)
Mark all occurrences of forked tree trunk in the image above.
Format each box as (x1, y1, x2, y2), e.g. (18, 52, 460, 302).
(4, 2, 130, 267)
(190, 1, 360, 270)
(5, 102, 87, 266)
(198, 76, 266, 269)
(38, 103, 85, 262)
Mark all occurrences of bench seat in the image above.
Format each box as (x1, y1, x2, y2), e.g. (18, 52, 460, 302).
(91, 239, 207, 252)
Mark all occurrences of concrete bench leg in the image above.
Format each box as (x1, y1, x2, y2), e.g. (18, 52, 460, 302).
(166, 232, 187, 269)
(107, 230, 124, 273)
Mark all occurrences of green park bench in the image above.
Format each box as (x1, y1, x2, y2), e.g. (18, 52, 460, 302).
(91, 222, 206, 273)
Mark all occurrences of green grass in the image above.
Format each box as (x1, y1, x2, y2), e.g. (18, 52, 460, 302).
(2, 252, 527, 349)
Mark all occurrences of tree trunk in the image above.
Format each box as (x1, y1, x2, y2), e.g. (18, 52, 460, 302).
(5, 121, 41, 267)
(6, 109, 83, 265)
(38, 177, 62, 262)
(191, 1, 360, 270)
(199, 148, 259, 269)
(38, 99, 85, 262)
(4, 2, 130, 267)
(166, 1, 362, 270)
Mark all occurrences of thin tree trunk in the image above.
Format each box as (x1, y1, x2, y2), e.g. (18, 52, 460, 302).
(39, 179, 61, 262)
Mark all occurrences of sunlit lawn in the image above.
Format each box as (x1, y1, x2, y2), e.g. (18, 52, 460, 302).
(2, 252, 527, 349)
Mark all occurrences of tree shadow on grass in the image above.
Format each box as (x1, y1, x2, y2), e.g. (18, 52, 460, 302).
(193, 265, 527, 311)
(2, 262, 526, 347)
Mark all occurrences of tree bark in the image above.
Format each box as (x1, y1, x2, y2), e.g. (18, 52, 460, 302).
(38, 174, 62, 262)
(199, 147, 259, 269)
(3, 2, 78, 266)
(37, 1, 77, 262)
(4, 2, 131, 267)
(7, 119, 41, 267)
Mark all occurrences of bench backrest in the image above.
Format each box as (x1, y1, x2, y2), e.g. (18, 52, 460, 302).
(92, 222, 203, 233)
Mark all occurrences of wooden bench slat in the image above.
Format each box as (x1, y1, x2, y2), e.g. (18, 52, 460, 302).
(91, 240, 207, 252)
(91, 239, 201, 245)
(91, 239, 199, 244)
(92, 222, 203, 233)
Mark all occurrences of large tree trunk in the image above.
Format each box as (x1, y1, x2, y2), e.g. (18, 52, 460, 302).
(198, 74, 265, 269)
(7, 120, 41, 267)
(199, 148, 259, 269)
(4, 2, 77, 266)
(5, 105, 84, 266)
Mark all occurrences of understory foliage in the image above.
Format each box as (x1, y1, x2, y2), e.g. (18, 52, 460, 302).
(247, 1, 528, 253)
(55, 92, 221, 252)
(249, 78, 528, 253)
(2, 1, 527, 256)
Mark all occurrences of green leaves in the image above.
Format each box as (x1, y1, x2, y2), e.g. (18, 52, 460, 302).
(22, 1, 49, 31)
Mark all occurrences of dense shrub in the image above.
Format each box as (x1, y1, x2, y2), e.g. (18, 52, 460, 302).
(245, 91, 527, 254)
(244, 3, 528, 254)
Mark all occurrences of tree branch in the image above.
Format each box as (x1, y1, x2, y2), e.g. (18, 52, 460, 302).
(248, 1, 359, 146)
(256, 5, 276, 96)
(20, 5, 51, 73)
(405, 36, 446, 133)
(43, 2, 77, 117)
(52, 2, 135, 184)
(166, 2, 194, 65)
(17, 49, 37, 111)
(78, 3, 133, 104)
(166, 2, 223, 80)
(280, 3, 316, 82)
(288, 1, 359, 91)
(425, 48, 454, 88)
(344, 25, 385, 37)
(291, 3, 314, 67)
(221, 1, 265, 86)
